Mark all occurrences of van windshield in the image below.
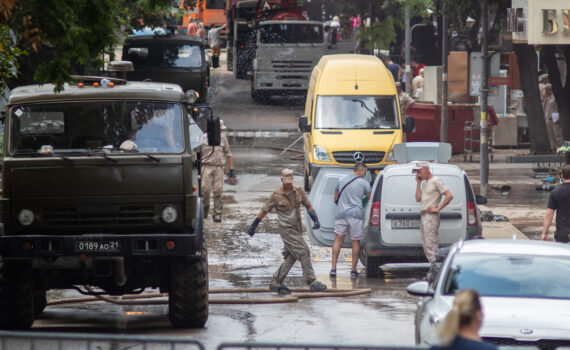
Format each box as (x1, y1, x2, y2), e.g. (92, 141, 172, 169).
(315, 95, 399, 129)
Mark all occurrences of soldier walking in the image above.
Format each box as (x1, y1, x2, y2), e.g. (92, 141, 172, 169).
(201, 120, 234, 222)
(248, 169, 327, 294)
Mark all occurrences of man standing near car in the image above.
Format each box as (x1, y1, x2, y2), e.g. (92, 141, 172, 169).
(541, 165, 570, 243)
(331, 162, 371, 279)
(247, 169, 327, 294)
(201, 119, 234, 222)
(415, 162, 453, 265)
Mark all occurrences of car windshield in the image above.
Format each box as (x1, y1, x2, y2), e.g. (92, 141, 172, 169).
(315, 95, 399, 129)
(125, 44, 202, 68)
(10, 101, 184, 155)
(259, 23, 323, 44)
(443, 253, 570, 299)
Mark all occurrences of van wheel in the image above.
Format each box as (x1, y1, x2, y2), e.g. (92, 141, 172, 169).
(304, 168, 312, 192)
(359, 251, 383, 278)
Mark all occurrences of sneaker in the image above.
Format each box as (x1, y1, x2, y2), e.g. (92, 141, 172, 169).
(213, 217, 222, 223)
(350, 270, 359, 279)
(309, 281, 327, 292)
(329, 269, 337, 279)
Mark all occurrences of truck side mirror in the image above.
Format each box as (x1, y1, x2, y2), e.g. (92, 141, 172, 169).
(298, 115, 310, 132)
(403, 116, 415, 133)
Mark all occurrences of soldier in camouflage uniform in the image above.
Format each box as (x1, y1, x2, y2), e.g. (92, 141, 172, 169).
(248, 169, 327, 294)
(201, 120, 234, 222)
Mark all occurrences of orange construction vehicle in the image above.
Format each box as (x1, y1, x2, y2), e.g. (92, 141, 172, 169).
(179, 0, 226, 32)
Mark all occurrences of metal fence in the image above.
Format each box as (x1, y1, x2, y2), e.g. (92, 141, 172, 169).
(0, 331, 205, 350)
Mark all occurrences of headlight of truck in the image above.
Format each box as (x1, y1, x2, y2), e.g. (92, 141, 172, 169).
(18, 209, 35, 226)
(161, 206, 178, 223)
(385, 149, 394, 162)
(313, 145, 332, 162)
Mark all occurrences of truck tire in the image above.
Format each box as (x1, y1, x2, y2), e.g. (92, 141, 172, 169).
(236, 66, 247, 80)
(0, 262, 35, 329)
(34, 288, 47, 318)
(168, 246, 208, 328)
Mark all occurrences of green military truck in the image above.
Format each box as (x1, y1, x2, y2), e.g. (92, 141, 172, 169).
(0, 77, 210, 329)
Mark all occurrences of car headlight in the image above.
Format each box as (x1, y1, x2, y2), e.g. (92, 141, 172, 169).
(385, 149, 394, 162)
(161, 206, 178, 223)
(313, 145, 332, 162)
(18, 209, 35, 226)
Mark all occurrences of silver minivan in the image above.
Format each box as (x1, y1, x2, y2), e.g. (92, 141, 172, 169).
(305, 143, 486, 277)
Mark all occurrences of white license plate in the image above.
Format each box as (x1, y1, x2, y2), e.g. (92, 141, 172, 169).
(75, 240, 121, 252)
(391, 219, 420, 229)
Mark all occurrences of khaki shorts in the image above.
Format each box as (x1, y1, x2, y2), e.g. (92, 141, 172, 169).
(334, 218, 364, 241)
(211, 46, 221, 56)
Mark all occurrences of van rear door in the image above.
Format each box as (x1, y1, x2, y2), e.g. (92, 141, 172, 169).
(305, 167, 355, 248)
(380, 172, 466, 246)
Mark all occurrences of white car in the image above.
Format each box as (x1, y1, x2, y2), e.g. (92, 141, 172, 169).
(407, 239, 570, 348)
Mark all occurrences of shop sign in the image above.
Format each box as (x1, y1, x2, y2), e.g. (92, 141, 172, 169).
(509, 0, 570, 45)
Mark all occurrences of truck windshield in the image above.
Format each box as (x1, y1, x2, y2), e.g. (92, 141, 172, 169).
(10, 101, 184, 155)
(259, 23, 323, 44)
(315, 95, 400, 129)
(125, 44, 202, 68)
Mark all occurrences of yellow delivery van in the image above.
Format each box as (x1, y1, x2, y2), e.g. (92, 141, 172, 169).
(299, 54, 415, 190)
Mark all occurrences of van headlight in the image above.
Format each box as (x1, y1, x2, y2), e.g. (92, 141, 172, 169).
(161, 206, 178, 223)
(385, 149, 394, 162)
(313, 145, 332, 162)
(18, 209, 35, 226)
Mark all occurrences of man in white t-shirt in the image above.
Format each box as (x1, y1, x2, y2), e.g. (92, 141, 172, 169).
(414, 161, 453, 265)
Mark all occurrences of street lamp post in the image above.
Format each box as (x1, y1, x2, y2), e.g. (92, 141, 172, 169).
(480, 0, 489, 196)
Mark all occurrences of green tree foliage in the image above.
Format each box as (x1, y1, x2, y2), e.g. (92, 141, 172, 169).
(0, 24, 25, 99)
(1, 0, 192, 92)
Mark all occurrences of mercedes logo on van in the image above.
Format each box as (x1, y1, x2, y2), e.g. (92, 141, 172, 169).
(353, 152, 365, 162)
(520, 329, 534, 335)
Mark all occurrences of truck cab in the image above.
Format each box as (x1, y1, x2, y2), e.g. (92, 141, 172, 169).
(0, 78, 211, 329)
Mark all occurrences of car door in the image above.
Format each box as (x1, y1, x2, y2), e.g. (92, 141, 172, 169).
(304, 167, 356, 248)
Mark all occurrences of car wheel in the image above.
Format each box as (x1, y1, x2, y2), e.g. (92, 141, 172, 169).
(168, 244, 208, 328)
(0, 262, 35, 329)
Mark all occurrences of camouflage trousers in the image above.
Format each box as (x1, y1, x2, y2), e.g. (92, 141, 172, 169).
(420, 213, 440, 263)
(202, 165, 224, 220)
(271, 225, 316, 287)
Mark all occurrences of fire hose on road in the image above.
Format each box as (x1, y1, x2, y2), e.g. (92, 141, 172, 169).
(47, 287, 372, 306)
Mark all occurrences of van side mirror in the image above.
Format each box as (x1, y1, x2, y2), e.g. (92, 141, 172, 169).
(298, 115, 310, 132)
(476, 194, 487, 205)
(403, 116, 415, 133)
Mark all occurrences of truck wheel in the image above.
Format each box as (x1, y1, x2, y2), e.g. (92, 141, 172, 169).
(0, 263, 35, 329)
(236, 67, 247, 80)
(34, 288, 47, 318)
(168, 246, 208, 328)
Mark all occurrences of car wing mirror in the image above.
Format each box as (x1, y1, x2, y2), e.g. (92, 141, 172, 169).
(475, 194, 487, 205)
(298, 115, 310, 132)
(403, 116, 415, 133)
(406, 280, 434, 297)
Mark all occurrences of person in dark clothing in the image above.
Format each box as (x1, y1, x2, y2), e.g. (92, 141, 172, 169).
(384, 56, 400, 83)
(430, 289, 498, 350)
(541, 164, 570, 243)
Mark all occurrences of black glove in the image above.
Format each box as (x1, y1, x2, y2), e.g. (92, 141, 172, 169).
(308, 210, 320, 230)
(228, 169, 235, 178)
(248, 217, 261, 237)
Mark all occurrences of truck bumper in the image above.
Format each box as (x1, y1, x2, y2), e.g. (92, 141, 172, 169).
(253, 71, 309, 93)
(0, 233, 202, 259)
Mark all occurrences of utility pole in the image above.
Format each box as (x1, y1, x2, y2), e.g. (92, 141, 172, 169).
(480, 0, 489, 196)
(440, 1, 448, 142)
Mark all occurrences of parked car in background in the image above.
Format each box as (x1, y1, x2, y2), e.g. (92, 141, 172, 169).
(407, 239, 570, 349)
(305, 143, 485, 278)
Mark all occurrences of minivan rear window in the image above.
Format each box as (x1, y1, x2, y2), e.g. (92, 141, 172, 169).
(126, 44, 202, 68)
(382, 174, 463, 206)
(315, 95, 399, 129)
